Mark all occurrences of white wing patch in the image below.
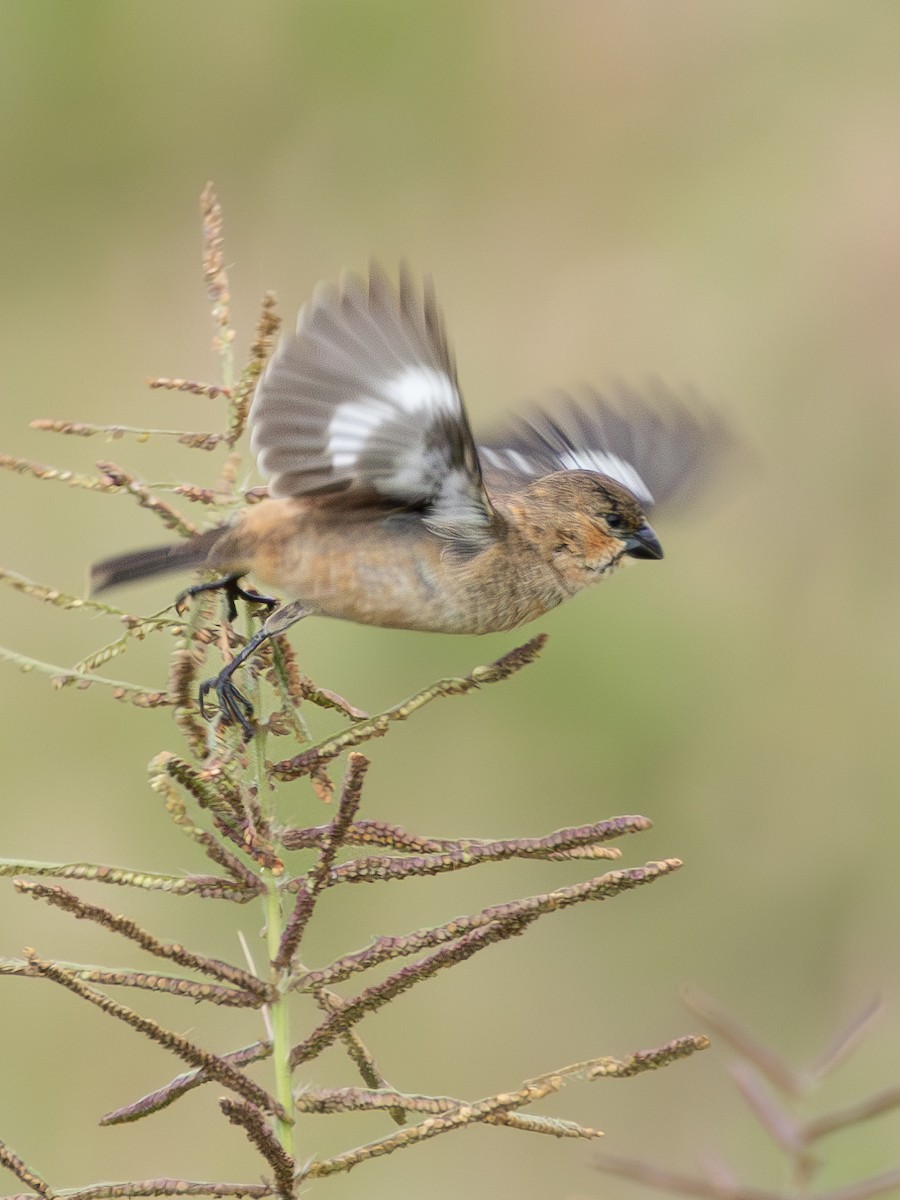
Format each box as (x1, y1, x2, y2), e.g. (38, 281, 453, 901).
(326, 400, 395, 469)
(556, 448, 654, 505)
(479, 448, 538, 474)
(480, 443, 653, 505)
(248, 267, 496, 541)
(325, 366, 460, 472)
(383, 365, 459, 416)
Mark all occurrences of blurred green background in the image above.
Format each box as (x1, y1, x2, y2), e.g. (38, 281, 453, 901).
(1, 2, 899, 1196)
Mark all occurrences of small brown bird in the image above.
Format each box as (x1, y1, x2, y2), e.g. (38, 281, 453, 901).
(93, 265, 725, 733)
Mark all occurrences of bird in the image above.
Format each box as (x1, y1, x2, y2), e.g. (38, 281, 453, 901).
(92, 264, 728, 735)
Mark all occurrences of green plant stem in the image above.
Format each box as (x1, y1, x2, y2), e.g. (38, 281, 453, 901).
(244, 603, 296, 1160)
(265, 876, 295, 1158)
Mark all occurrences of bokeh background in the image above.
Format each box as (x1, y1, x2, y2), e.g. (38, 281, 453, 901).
(1, 3, 899, 1197)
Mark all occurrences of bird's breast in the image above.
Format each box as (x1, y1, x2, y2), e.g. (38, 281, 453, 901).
(225, 500, 567, 635)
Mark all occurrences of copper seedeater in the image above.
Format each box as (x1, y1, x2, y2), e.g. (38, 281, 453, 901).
(93, 264, 726, 732)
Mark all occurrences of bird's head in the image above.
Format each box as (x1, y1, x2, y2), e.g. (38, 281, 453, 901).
(519, 470, 663, 591)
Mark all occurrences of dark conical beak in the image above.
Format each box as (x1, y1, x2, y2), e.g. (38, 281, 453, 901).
(624, 522, 664, 560)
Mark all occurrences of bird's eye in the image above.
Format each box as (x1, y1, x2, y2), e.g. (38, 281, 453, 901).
(605, 512, 625, 531)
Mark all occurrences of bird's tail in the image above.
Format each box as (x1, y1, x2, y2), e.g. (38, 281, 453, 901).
(91, 527, 228, 593)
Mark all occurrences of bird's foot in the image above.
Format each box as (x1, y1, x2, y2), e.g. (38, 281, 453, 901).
(198, 664, 257, 740)
(194, 603, 311, 741)
(176, 573, 280, 622)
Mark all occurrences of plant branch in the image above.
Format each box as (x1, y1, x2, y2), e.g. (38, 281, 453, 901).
(219, 1100, 294, 1199)
(296, 858, 680, 989)
(24, 953, 287, 1120)
(15, 882, 271, 999)
(274, 754, 368, 971)
(269, 635, 548, 780)
(0, 859, 251, 901)
(101, 1043, 272, 1126)
(0, 1140, 55, 1199)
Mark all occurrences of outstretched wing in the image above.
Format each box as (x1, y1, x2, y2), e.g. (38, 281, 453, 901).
(478, 384, 731, 509)
(250, 264, 495, 544)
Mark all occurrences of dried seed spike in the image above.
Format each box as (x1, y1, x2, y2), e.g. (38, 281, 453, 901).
(296, 860, 682, 991)
(312, 988, 407, 1125)
(30, 419, 228, 450)
(226, 291, 281, 446)
(72, 633, 135, 675)
(152, 768, 260, 889)
(52, 1180, 273, 1198)
(582, 1034, 710, 1080)
(321, 827, 622, 889)
(274, 755, 369, 971)
(308, 764, 334, 803)
(293, 899, 584, 1069)
(155, 750, 245, 823)
(154, 752, 283, 874)
(219, 1098, 295, 1198)
(0, 643, 167, 702)
(167, 587, 218, 755)
(271, 636, 548, 780)
(15, 881, 271, 999)
(101, 1041, 271, 1125)
(282, 815, 642, 855)
(200, 182, 234, 383)
(298, 1073, 570, 1180)
(1, 958, 263, 1008)
(173, 483, 229, 505)
(0, 1137, 57, 1198)
(293, 1083, 453, 1116)
(290, 917, 537, 1067)
(0, 452, 124, 493)
(490, 1111, 603, 1139)
(200, 182, 228, 309)
(470, 633, 549, 683)
(0, 856, 250, 901)
(265, 634, 313, 741)
(95, 460, 197, 537)
(0, 566, 126, 617)
(25, 952, 286, 1119)
(148, 376, 232, 399)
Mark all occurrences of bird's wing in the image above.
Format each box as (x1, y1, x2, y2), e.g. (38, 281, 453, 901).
(478, 385, 731, 509)
(250, 264, 496, 545)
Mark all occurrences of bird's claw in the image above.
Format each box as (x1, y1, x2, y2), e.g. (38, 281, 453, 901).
(176, 574, 280, 623)
(198, 670, 256, 740)
(230, 581, 280, 616)
(192, 596, 309, 741)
